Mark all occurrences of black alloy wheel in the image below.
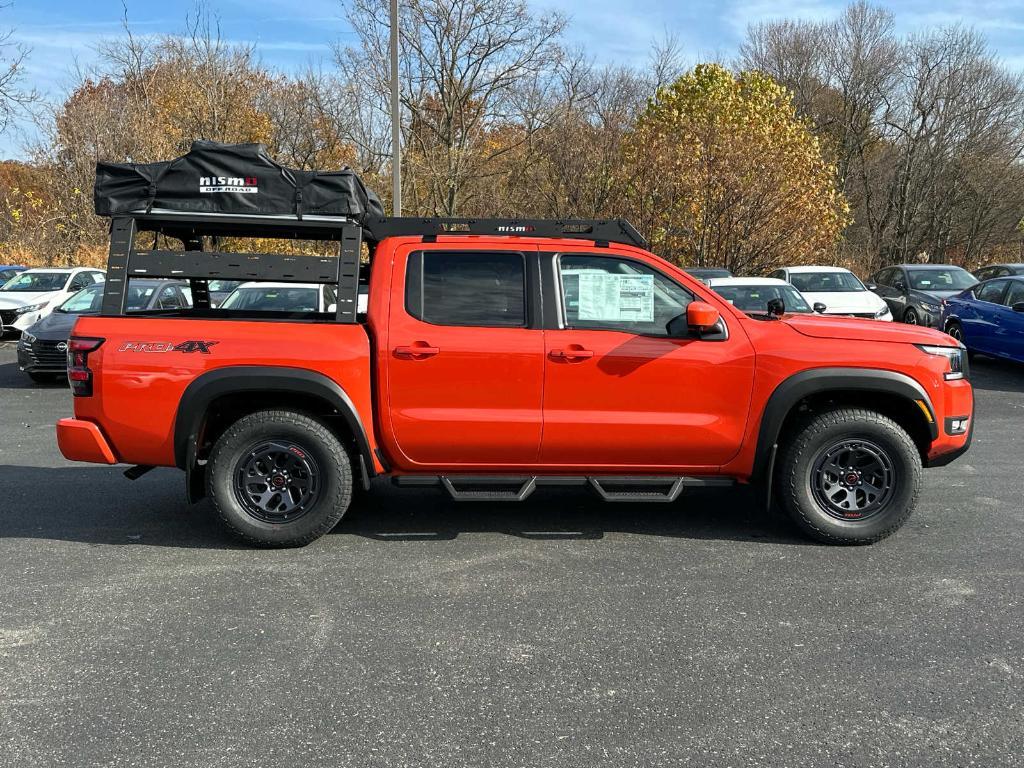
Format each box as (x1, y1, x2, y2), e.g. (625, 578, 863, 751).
(233, 440, 321, 523)
(810, 439, 895, 521)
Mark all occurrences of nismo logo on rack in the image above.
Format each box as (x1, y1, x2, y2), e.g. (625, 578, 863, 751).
(198, 175, 258, 194)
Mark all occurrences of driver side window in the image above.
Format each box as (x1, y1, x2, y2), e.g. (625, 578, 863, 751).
(557, 254, 693, 337)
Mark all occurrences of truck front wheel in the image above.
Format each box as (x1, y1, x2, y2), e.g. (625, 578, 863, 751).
(776, 407, 921, 544)
(207, 409, 353, 547)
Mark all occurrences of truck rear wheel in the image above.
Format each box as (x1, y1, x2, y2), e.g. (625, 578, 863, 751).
(776, 407, 921, 545)
(207, 409, 352, 547)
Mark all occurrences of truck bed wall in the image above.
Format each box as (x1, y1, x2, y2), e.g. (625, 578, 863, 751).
(72, 316, 375, 468)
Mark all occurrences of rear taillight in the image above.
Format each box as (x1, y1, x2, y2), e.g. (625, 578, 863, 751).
(68, 337, 104, 396)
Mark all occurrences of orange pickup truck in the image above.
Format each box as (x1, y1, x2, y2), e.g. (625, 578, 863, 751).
(57, 213, 973, 547)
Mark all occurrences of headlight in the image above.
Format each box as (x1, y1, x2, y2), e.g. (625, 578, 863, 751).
(917, 344, 966, 380)
(19, 331, 35, 345)
(14, 302, 47, 315)
(874, 306, 890, 318)
(920, 302, 940, 313)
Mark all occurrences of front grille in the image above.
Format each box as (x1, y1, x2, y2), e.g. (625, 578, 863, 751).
(22, 339, 68, 369)
(826, 311, 877, 319)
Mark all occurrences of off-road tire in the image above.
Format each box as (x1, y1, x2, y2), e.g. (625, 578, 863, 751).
(207, 409, 352, 547)
(776, 407, 921, 545)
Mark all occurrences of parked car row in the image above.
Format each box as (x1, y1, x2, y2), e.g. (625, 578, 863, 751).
(689, 260, 1024, 364)
(0, 267, 106, 334)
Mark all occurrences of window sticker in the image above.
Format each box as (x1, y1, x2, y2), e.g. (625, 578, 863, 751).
(572, 272, 655, 322)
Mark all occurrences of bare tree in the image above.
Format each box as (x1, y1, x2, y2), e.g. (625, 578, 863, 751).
(335, 0, 566, 215)
(0, 3, 37, 136)
(741, 1, 1024, 269)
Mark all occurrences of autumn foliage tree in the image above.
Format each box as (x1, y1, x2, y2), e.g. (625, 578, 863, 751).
(622, 63, 849, 273)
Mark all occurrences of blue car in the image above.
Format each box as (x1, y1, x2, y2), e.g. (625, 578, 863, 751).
(0, 265, 26, 284)
(940, 276, 1024, 363)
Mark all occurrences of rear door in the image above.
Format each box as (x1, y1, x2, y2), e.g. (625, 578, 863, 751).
(385, 246, 544, 468)
(540, 252, 755, 470)
(995, 280, 1024, 361)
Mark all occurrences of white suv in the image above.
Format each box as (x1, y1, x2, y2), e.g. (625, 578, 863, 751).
(0, 268, 105, 333)
(772, 266, 891, 321)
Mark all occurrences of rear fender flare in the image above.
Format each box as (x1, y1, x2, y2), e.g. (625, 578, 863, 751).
(174, 366, 374, 474)
(753, 367, 937, 483)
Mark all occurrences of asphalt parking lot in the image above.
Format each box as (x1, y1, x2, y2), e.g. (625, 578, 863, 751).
(0, 342, 1022, 768)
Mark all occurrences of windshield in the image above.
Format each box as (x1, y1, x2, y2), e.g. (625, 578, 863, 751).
(715, 284, 812, 314)
(57, 284, 103, 313)
(907, 268, 976, 291)
(56, 282, 159, 313)
(1, 272, 68, 292)
(220, 286, 320, 311)
(788, 271, 864, 293)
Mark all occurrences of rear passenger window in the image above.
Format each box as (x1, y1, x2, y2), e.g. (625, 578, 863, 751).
(1003, 281, 1024, 307)
(406, 251, 526, 327)
(976, 280, 1007, 303)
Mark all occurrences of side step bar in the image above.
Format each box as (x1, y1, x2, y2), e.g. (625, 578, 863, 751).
(394, 475, 733, 503)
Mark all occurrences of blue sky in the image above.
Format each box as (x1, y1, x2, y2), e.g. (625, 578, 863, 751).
(3, 0, 1024, 158)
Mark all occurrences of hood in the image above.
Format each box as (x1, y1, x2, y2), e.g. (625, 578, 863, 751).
(24, 309, 85, 339)
(798, 290, 886, 315)
(910, 288, 961, 304)
(0, 290, 57, 308)
(783, 313, 952, 344)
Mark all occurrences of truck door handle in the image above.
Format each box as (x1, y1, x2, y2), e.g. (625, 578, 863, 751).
(550, 347, 594, 361)
(394, 342, 440, 359)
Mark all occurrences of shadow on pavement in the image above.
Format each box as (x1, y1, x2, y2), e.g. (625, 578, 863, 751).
(967, 356, 1024, 394)
(0, 464, 806, 549)
(0, 359, 68, 389)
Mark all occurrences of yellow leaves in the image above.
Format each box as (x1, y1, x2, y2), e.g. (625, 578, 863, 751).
(622, 63, 850, 271)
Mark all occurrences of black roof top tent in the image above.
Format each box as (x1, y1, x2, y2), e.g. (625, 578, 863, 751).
(99, 211, 649, 322)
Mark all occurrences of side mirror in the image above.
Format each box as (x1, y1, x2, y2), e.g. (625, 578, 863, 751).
(687, 301, 721, 329)
(865, 282, 877, 291)
(1012, 302, 1024, 313)
(813, 302, 827, 314)
(766, 298, 785, 317)
(894, 281, 907, 293)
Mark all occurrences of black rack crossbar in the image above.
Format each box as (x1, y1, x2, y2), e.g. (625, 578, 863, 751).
(364, 217, 649, 249)
(124, 250, 341, 283)
(128, 210, 360, 241)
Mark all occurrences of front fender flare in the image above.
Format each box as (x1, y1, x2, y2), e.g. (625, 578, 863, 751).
(753, 367, 937, 483)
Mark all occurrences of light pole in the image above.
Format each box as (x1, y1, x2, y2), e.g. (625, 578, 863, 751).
(389, 0, 402, 216)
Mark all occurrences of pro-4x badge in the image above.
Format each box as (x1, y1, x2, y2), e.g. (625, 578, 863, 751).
(119, 341, 219, 354)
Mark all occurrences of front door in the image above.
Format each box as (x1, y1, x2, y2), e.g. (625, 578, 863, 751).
(540, 253, 755, 471)
(385, 247, 544, 468)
